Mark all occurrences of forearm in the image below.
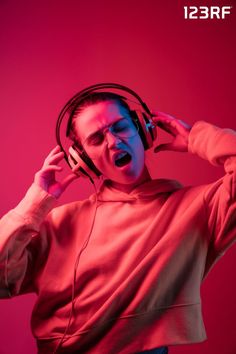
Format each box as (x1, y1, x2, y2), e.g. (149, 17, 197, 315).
(188, 120, 236, 171)
(0, 183, 57, 297)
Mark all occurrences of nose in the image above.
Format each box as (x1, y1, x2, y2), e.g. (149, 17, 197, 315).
(105, 130, 121, 148)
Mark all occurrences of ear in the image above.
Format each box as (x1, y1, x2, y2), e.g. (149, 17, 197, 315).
(68, 145, 101, 179)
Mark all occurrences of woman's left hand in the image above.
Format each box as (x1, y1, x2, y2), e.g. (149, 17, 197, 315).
(151, 111, 192, 153)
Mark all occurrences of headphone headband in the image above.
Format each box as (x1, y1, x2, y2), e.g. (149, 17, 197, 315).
(68, 83, 152, 115)
(56, 83, 152, 161)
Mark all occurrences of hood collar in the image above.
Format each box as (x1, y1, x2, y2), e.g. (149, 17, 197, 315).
(94, 178, 182, 202)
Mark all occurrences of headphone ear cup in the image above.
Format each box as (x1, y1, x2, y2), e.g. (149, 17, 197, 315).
(130, 110, 157, 150)
(68, 145, 101, 179)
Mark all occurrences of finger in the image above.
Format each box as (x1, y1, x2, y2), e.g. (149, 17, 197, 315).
(152, 112, 181, 126)
(154, 120, 177, 136)
(46, 145, 62, 158)
(60, 173, 79, 191)
(152, 112, 191, 132)
(154, 116, 189, 137)
(41, 165, 63, 173)
(177, 119, 192, 131)
(153, 115, 176, 127)
(154, 143, 175, 153)
(46, 150, 64, 162)
(151, 111, 174, 120)
(151, 109, 158, 116)
(43, 151, 65, 167)
(35, 165, 62, 179)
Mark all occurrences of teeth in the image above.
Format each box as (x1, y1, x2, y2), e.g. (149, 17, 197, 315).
(116, 152, 127, 160)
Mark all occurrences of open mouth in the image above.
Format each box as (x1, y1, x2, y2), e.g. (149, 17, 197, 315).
(114, 152, 132, 167)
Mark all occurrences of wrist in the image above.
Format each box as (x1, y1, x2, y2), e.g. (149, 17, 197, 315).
(14, 183, 58, 225)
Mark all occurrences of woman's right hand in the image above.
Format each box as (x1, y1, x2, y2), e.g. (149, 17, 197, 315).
(34, 146, 78, 199)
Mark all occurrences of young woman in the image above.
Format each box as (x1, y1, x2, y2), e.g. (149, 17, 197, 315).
(0, 88, 235, 353)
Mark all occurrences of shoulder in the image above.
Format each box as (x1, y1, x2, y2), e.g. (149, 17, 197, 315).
(47, 194, 96, 227)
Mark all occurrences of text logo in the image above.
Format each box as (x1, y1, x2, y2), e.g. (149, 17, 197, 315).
(184, 6, 232, 19)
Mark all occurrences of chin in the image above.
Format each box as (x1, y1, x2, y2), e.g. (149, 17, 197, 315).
(108, 167, 146, 186)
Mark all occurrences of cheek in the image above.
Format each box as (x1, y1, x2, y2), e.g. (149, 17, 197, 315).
(91, 155, 110, 174)
(134, 149, 145, 173)
(133, 138, 145, 161)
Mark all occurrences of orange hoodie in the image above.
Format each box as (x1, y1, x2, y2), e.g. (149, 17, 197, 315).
(0, 121, 235, 353)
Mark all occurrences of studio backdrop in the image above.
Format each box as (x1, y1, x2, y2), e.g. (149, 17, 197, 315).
(0, 1, 235, 353)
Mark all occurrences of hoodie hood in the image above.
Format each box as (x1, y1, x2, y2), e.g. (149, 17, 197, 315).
(94, 178, 182, 202)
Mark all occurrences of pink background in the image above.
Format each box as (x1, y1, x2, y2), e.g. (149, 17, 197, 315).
(0, 0, 235, 353)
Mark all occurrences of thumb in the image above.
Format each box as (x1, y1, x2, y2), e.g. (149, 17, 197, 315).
(154, 143, 174, 153)
(60, 173, 79, 192)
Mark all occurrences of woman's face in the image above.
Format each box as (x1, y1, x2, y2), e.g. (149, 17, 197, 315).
(74, 100, 147, 186)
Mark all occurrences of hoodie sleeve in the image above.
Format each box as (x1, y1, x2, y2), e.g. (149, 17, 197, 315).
(0, 183, 57, 298)
(188, 121, 236, 265)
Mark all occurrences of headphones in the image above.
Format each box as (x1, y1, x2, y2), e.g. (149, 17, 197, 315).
(56, 83, 157, 180)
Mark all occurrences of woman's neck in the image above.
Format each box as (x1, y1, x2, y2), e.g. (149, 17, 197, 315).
(109, 166, 151, 194)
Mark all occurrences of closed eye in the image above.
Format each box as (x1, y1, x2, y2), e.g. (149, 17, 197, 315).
(111, 119, 132, 133)
(86, 132, 104, 146)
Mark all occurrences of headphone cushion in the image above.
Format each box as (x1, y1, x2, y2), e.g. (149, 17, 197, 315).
(68, 146, 101, 178)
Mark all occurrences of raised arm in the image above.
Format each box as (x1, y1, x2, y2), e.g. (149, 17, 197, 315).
(152, 111, 236, 268)
(189, 120, 236, 270)
(0, 146, 77, 297)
